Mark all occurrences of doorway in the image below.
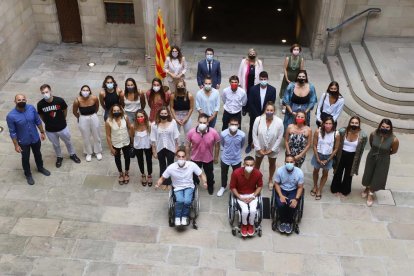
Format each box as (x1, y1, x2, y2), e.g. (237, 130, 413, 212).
(55, 0, 82, 43)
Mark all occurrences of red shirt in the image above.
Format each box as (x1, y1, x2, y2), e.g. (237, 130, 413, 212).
(230, 167, 263, 194)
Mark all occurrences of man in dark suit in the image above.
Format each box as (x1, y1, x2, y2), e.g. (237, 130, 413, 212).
(246, 71, 277, 153)
(197, 48, 221, 89)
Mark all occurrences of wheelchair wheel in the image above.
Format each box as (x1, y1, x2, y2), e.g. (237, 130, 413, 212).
(228, 194, 236, 226)
(231, 228, 237, 236)
(258, 228, 262, 237)
(256, 195, 263, 225)
(168, 190, 175, 227)
(270, 189, 276, 219)
(297, 193, 304, 223)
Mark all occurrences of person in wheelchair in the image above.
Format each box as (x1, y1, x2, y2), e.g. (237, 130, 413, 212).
(230, 156, 263, 237)
(274, 154, 304, 234)
(156, 148, 207, 226)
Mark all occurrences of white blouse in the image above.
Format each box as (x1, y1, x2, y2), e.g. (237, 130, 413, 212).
(108, 117, 130, 148)
(163, 57, 188, 82)
(124, 97, 141, 113)
(134, 130, 151, 149)
(317, 131, 335, 155)
(316, 93, 345, 122)
(150, 119, 179, 153)
(343, 136, 358, 153)
(252, 115, 284, 153)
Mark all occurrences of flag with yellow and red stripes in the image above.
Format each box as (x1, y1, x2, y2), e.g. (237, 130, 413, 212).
(155, 9, 170, 79)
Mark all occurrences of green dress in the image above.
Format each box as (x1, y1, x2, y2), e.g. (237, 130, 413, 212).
(362, 132, 395, 191)
(279, 55, 303, 99)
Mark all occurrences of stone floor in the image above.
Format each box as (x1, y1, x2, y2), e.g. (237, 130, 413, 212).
(0, 42, 413, 275)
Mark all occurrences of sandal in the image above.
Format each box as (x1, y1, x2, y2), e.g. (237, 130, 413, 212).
(310, 189, 317, 197)
(147, 175, 153, 187)
(366, 192, 374, 207)
(361, 188, 369, 198)
(118, 172, 124, 185)
(315, 194, 322, 200)
(141, 174, 147, 186)
(123, 171, 130, 184)
(268, 182, 273, 191)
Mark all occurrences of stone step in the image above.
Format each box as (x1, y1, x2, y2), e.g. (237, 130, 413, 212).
(338, 49, 414, 120)
(350, 43, 414, 106)
(327, 56, 414, 133)
(363, 37, 414, 93)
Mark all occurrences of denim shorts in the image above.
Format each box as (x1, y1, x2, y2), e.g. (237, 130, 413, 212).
(311, 152, 333, 170)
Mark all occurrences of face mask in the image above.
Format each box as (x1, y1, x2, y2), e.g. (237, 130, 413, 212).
(266, 112, 274, 119)
(328, 90, 337, 95)
(177, 88, 185, 94)
(260, 80, 268, 86)
(292, 50, 300, 56)
(137, 117, 145, 124)
(160, 115, 168, 120)
(350, 125, 359, 131)
(16, 102, 26, 108)
(229, 125, 238, 132)
(206, 54, 213, 61)
(126, 87, 135, 92)
(113, 112, 121, 118)
(298, 79, 306, 84)
(204, 84, 212, 91)
(81, 91, 90, 98)
(106, 83, 114, 90)
(43, 92, 51, 101)
(230, 83, 238, 90)
(172, 52, 178, 58)
(177, 159, 186, 167)
(244, 166, 254, 173)
(248, 55, 256, 60)
(152, 86, 160, 92)
(325, 125, 333, 132)
(285, 163, 295, 171)
(380, 128, 389, 135)
(296, 118, 305, 124)
(198, 123, 207, 132)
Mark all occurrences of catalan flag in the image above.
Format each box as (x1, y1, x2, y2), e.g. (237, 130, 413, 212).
(155, 9, 170, 79)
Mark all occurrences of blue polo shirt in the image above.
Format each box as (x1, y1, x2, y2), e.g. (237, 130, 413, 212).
(6, 104, 42, 145)
(220, 129, 245, 165)
(274, 166, 304, 191)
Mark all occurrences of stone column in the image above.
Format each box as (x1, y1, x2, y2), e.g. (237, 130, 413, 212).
(141, 0, 157, 82)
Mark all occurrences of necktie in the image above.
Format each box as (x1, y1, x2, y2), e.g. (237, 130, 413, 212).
(208, 62, 211, 75)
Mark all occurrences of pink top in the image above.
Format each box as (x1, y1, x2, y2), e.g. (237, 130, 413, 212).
(186, 127, 220, 163)
(146, 90, 171, 122)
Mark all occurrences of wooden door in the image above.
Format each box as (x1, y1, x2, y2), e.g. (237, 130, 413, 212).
(55, 0, 82, 43)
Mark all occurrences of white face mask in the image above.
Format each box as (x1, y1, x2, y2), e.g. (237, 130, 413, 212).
(292, 49, 300, 56)
(244, 166, 254, 173)
(177, 159, 185, 167)
(153, 86, 160, 92)
(43, 92, 51, 101)
(172, 52, 178, 58)
(198, 123, 207, 132)
(81, 91, 90, 98)
(229, 125, 238, 132)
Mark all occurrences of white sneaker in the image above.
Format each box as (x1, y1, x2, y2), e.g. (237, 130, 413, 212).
(96, 153, 102, 160)
(86, 154, 92, 162)
(181, 217, 188, 225)
(217, 187, 226, 197)
(175, 218, 181, 226)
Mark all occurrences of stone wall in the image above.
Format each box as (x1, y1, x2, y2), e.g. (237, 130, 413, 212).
(0, 0, 39, 87)
(31, 0, 60, 43)
(340, 0, 414, 44)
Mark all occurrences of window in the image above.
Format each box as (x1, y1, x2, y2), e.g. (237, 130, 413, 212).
(104, 0, 135, 24)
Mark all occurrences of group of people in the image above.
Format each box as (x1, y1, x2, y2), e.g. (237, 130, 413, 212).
(6, 44, 400, 236)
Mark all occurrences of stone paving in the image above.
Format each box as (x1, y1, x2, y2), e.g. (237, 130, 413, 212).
(0, 42, 413, 275)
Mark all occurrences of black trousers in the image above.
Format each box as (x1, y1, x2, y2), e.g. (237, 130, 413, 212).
(247, 115, 256, 146)
(114, 145, 130, 172)
(20, 140, 44, 177)
(158, 148, 175, 185)
(222, 110, 242, 131)
(221, 161, 241, 188)
(193, 160, 215, 192)
(135, 148, 152, 175)
(331, 150, 355, 195)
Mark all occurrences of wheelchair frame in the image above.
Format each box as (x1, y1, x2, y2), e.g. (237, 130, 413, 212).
(168, 184, 200, 229)
(227, 192, 263, 237)
(270, 188, 304, 234)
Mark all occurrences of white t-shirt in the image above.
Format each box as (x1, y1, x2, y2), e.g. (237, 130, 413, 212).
(162, 161, 202, 191)
(260, 87, 267, 109)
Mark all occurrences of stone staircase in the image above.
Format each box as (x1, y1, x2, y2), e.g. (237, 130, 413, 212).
(327, 37, 414, 133)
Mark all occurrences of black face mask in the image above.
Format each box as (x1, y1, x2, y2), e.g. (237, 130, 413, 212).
(126, 87, 135, 92)
(380, 128, 390, 134)
(160, 115, 168, 120)
(177, 88, 185, 94)
(298, 79, 306, 84)
(16, 102, 26, 108)
(350, 125, 359, 131)
(113, 112, 121, 118)
(248, 55, 256, 59)
(328, 90, 337, 95)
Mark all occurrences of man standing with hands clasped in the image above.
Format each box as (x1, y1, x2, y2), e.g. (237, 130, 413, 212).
(6, 94, 51, 185)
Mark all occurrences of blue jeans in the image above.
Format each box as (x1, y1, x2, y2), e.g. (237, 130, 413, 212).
(174, 188, 194, 218)
(208, 116, 217, 128)
(275, 189, 298, 224)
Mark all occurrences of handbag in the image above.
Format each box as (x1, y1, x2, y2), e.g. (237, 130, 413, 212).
(129, 146, 136, 158)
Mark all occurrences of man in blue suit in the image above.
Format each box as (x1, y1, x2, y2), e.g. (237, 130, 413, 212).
(246, 71, 277, 153)
(197, 48, 221, 89)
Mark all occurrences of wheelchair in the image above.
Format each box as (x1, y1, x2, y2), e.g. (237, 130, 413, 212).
(227, 192, 263, 237)
(270, 188, 304, 234)
(168, 184, 200, 229)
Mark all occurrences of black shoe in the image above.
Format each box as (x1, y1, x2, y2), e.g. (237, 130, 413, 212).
(70, 154, 81, 163)
(26, 175, 35, 185)
(242, 110, 247, 116)
(208, 185, 214, 195)
(38, 168, 51, 176)
(56, 157, 63, 168)
(245, 144, 252, 154)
